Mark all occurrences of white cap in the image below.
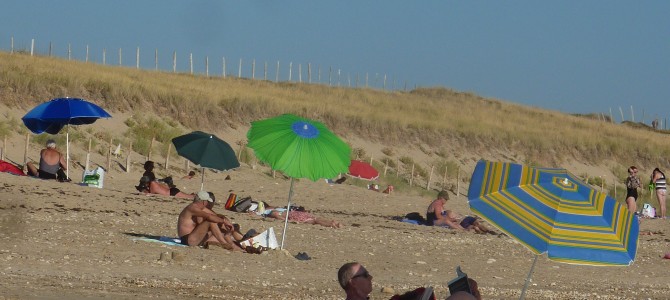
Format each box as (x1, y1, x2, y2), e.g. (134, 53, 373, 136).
(196, 190, 214, 202)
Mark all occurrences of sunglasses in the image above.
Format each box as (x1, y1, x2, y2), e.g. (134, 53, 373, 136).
(352, 270, 371, 279)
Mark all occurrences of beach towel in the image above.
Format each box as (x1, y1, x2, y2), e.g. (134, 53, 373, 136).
(132, 236, 187, 247)
(0, 160, 25, 176)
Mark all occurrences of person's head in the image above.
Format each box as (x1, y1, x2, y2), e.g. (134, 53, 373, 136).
(628, 166, 638, 176)
(437, 190, 450, 201)
(46, 139, 56, 149)
(137, 176, 151, 192)
(338, 262, 373, 299)
(144, 161, 155, 171)
(188, 170, 196, 177)
(195, 190, 214, 205)
(206, 192, 216, 209)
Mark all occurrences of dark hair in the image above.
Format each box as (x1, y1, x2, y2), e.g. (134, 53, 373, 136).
(144, 161, 154, 171)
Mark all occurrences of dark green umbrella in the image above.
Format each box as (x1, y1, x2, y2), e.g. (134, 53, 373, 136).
(247, 114, 351, 249)
(172, 131, 240, 191)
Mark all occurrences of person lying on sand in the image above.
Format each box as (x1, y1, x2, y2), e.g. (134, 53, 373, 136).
(136, 175, 194, 200)
(177, 191, 244, 251)
(249, 201, 343, 228)
(338, 262, 481, 300)
(427, 190, 494, 234)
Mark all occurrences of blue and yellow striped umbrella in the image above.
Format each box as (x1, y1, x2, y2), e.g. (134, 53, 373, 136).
(468, 160, 638, 266)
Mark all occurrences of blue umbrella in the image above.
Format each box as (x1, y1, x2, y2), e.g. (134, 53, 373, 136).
(22, 97, 112, 178)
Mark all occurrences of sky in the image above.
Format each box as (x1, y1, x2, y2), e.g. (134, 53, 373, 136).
(1, 1, 669, 117)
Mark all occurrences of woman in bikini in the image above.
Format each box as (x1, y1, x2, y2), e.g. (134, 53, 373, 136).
(651, 168, 667, 219)
(624, 166, 641, 213)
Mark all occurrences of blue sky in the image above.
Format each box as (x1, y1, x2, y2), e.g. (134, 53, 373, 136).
(1, 1, 668, 117)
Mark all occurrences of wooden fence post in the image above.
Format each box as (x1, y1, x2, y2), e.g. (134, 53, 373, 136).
(165, 143, 172, 170)
(147, 136, 155, 161)
(126, 141, 132, 173)
(23, 133, 30, 168)
(410, 163, 415, 187)
(426, 165, 434, 190)
(443, 165, 448, 188)
(85, 138, 92, 171)
(456, 166, 461, 201)
(107, 137, 112, 171)
(184, 158, 189, 173)
(1, 135, 6, 161)
(383, 160, 388, 176)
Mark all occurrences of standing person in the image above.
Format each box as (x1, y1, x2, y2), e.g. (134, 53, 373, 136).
(625, 166, 641, 213)
(26, 139, 70, 182)
(651, 168, 667, 219)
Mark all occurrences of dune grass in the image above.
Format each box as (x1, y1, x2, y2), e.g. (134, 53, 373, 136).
(3, 51, 670, 204)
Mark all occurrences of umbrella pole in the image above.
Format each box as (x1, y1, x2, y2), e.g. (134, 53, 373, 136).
(519, 255, 539, 300)
(66, 126, 70, 179)
(280, 177, 295, 250)
(200, 167, 205, 191)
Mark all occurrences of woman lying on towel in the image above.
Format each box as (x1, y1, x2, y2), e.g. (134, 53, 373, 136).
(136, 176, 194, 200)
(249, 201, 343, 228)
(427, 190, 494, 234)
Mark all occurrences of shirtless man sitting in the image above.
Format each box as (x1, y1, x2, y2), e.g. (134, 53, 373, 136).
(177, 190, 243, 251)
(26, 139, 70, 181)
(427, 190, 493, 234)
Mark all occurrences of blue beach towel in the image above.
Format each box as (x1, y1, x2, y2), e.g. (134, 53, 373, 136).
(132, 236, 187, 247)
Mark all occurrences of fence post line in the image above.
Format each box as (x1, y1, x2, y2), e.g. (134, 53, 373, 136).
(11, 36, 14, 54)
(49, 42, 52, 57)
(298, 64, 302, 83)
(102, 48, 106, 65)
(238, 58, 242, 78)
(264, 62, 268, 80)
(118, 48, 122, 65)
(396, 158, 400, 177)
(155, 48, 158, 70)
(126, 141, 132, 173)
(276, 61, 280, 82)
(86, 45, 89, 62)
(383, 160, 388, 176)
(184, 157, 189, 173)
(426, 165, 434, 190)
(205, 56, 209, 77)
(337, 69, 341, 86)
(410, 163, 415, 187)
(443, 165, 448, 187)
(30, 39, 35, 56)
(630, 106, 635, 122)
(308, 63, 312, 83)
(136, 47, 140, 69)
(85, 138, 92, 172)
(329, 67, 332, 86)
(318, 65, 322, 83)
(68, 43, 72, 60)
(147, 136, 155, 161)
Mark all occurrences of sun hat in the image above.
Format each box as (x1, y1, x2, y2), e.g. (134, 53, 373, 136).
(196, 190, 214, 202)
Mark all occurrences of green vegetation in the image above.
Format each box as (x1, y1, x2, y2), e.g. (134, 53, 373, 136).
(3, 50, 670, 200)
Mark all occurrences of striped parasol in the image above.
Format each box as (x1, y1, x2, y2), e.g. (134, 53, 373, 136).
(468, 160, 639, 299)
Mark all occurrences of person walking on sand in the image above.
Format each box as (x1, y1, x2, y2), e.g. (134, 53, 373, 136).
(651, 168, 667, 219)
(177, 191, 243, 251)
(625, 166, 641, 213)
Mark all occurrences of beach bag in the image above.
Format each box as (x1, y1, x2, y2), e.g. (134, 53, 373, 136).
(82, 167, 105, 188)
(225, 193, 238, 211)
(232, 197, 254, 212)
(238, 227, 279, 250)
(641, 203, 656, 218)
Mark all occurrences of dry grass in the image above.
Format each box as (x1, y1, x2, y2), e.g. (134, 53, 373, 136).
(3, 51, 670, 194)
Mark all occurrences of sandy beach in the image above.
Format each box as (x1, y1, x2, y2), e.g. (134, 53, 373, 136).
(0, 155, 669, 300)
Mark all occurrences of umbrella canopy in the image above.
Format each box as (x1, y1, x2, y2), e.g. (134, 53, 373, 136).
(347, 160, 379, 181)
(247, 114, 351, 249)
(172, 131, 240, 190)
(468, 160, 639, 299)
(247, 114, 351, 181)
(22, 97, 112, 135)
(22, 97, 112, 178)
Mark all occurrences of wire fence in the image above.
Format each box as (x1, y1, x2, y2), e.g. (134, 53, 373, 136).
(5, 36, 414, 92)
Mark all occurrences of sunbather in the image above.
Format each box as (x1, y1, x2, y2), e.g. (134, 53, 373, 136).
(427, 190, 494, 234)
(136, 175, 194, 199)
(250, 201, 343, 228)
(177, 191, 244, 251)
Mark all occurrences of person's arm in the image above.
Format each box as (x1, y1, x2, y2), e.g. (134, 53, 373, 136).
(188, 206, 227, 224)
(58, 151, 67, 170)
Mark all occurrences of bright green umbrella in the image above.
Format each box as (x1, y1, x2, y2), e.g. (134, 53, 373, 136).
(172, 131, 240, 191)
(247, 114, 351, 249)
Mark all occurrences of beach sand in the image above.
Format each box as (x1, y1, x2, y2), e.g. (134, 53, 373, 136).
(0, 160, 669, 300)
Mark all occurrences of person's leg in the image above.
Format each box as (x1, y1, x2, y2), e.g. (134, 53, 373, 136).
(26, 162, 38, 177)
(625, 197, 636, 213)
(660, 190, 667, 218)
(175, 191, 195, 200)
(184, 221, 215, 246)
(205, 222, 244, 251)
